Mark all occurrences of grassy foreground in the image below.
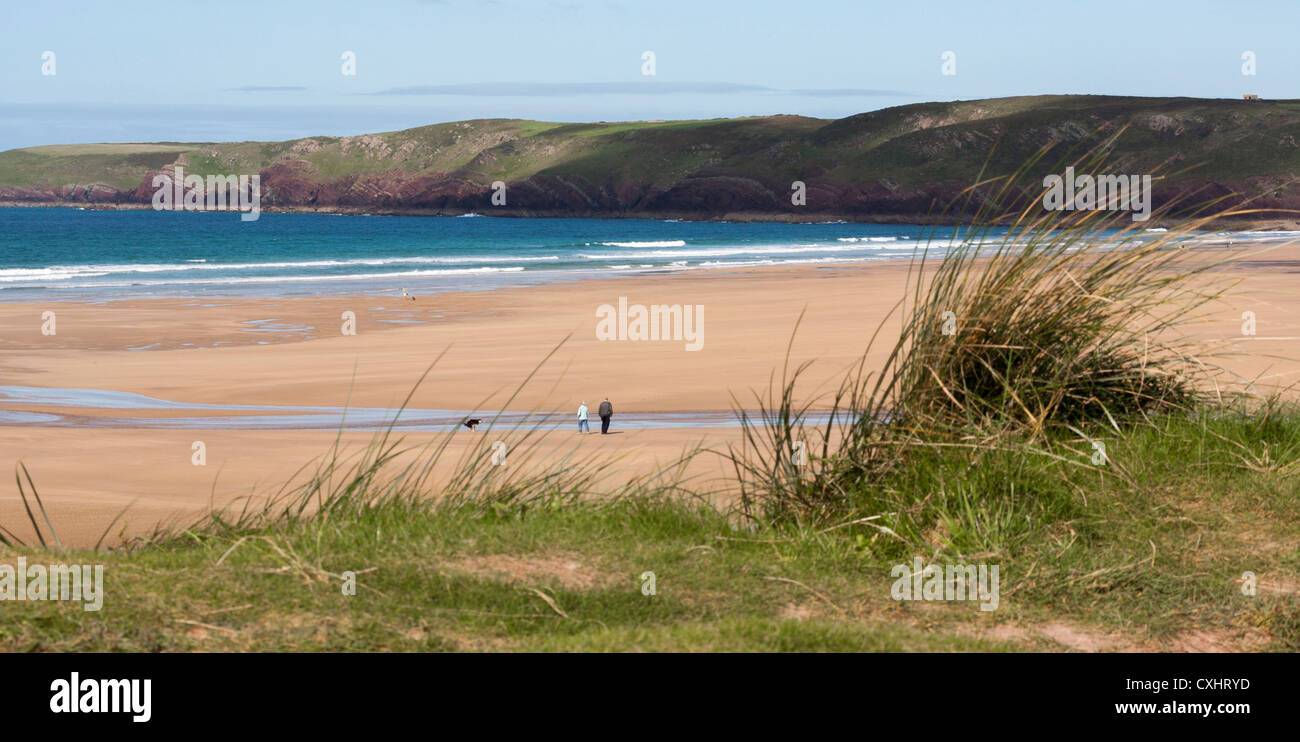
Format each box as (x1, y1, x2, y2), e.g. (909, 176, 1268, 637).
(2, 410, 1295, 652)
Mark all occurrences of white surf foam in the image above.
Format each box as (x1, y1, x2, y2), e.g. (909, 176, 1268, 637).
(599, 240, 687, 248)
(54, 266, 528, 289)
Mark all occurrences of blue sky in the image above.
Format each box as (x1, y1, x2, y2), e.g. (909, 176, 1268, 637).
(0, 0, 1295, 150)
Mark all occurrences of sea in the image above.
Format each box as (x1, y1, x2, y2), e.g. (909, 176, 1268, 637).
(1, 207, 1291, 301)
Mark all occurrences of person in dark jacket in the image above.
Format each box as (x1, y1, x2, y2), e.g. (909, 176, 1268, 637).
(598, 398, 613, 434)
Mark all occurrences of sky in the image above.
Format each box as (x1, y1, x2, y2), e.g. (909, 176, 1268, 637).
(0, 0, 1296, 151)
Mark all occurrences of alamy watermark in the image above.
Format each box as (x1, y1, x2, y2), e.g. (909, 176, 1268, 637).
(1042, 166, 1152, 222)
(152, 165, 261, 221)
(50, 673, 150, 722)
(891, 557, 1000, 611)
(940, 50, 957, 76)
(596, 297, 704, 351)
(0, 557, 103, 611)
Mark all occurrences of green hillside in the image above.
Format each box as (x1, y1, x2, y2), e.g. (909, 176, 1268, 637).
(3, 95, 1299, 219)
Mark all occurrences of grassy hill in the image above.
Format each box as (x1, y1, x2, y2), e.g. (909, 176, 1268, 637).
(3, 95, 1300, 220)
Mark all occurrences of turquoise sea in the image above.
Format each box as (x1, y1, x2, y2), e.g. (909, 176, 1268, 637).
(0, 206, 955, 300)
(2, 206, 1286, 301)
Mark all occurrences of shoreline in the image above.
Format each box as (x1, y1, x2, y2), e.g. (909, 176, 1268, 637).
(1, 248, 1296, 374)
(0, 261, 915, 356)
(5, 200, 1300, 230)
(4, 207, 1296, 307)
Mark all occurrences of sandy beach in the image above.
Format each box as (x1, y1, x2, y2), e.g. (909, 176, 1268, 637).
(3, 248, 1299, 546)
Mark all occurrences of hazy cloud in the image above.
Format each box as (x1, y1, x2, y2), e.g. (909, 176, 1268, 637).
(369, 81, 905, 97)
(226, 86, 309, 93)
(787, 88, 906, 97)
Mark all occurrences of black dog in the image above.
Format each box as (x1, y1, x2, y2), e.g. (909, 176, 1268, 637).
(463, 418, 482, 431)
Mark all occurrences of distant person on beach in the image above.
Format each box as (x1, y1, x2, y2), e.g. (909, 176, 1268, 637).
(598, 397, 613, 434)
(577, 401, 590, 434)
